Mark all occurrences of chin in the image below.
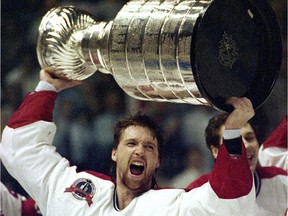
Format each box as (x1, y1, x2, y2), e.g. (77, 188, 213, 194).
(249, 163, 257, 172)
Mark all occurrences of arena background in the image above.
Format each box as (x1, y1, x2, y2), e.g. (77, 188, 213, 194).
(1, 0, 287, 196)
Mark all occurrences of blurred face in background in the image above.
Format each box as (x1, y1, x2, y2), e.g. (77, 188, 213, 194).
(211, 123, 259, 171)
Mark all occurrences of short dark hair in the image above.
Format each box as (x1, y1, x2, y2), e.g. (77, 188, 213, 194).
(205, 113, 229, 150)
(205, 113, 258, 151)
(113, 112, 164, 160)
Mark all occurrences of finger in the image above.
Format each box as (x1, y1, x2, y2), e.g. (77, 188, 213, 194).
(226, 97, 238, 105)
(54, 79, 82, 92)
(241, 97, 253, 109)
(226, 97, 253, 109)
(226, 97, 244, 109)
(40, 69, 53, 81)
(44, 67, 57, 73)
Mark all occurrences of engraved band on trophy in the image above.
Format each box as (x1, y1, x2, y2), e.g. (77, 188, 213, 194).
(37, 0, 282, 112)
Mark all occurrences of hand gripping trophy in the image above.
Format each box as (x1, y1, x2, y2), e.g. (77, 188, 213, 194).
(37, 0, 282, 112)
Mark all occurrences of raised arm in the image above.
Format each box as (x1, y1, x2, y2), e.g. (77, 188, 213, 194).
(209, 97, 255, 198)
(183, 97, 256, 216)
(0, 69, 81, 214)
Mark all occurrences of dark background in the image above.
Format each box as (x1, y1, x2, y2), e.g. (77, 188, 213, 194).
(1, 0, 286, 196)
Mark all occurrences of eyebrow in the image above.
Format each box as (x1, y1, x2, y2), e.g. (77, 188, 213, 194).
(243, 131, 255, 136)
(124, 138, 157, 146)
(124, 138, 137, 143)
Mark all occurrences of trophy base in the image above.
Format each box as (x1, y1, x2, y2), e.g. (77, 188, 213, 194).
(191, 0, 282, 112)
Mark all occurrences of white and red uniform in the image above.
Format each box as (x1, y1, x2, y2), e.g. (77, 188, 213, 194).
(0, 181, 41, 216)
(259, 115, 287, 170)
(0, 91, 255, 216)
(187, 166, 287, 216)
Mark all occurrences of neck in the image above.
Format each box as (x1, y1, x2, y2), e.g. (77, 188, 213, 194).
(115, 188, 135, 210)
(115, 179, 152, 210)
(115, 184, 144, 210)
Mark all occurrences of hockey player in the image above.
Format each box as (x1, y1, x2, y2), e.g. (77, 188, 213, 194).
(1, 68, 256, 215)
(187, 113, 287, 216)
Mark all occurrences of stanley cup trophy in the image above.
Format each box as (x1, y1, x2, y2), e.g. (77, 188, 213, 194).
(37, 0, 282, 112)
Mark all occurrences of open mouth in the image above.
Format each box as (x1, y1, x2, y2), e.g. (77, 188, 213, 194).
(130, 162, 144, 176)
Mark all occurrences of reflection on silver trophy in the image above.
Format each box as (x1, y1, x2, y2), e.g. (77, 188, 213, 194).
(37, 0, 282, 111)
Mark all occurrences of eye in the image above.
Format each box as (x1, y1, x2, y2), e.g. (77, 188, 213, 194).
(145, 144, 155, 151)
(126, 142, 136, 147)
(244, 134, 256, 142)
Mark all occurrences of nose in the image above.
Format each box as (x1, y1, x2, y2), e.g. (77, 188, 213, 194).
(134, 144, 145, 155)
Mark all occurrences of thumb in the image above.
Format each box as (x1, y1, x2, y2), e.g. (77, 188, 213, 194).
(40, 69, 82, 91)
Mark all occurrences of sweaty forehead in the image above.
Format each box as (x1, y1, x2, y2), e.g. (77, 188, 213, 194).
(121, 125, 157, 143)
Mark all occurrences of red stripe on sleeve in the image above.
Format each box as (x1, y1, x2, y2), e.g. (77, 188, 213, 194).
(262, 115, 287, 149)
(185, 174, 210, 191)
(209, 143, 253, 199)
(256, 166, 288, 179)
(7, 91, 57, 129)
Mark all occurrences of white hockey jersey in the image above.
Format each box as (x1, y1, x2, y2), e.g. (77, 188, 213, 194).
(259, 115, 287, 170)
(0, 91, 256, 216)
(187, 166, 287, 216)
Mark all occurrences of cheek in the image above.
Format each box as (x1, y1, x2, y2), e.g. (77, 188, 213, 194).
(148, 155, 160, 169)
(254, 145, 259, 157)
(252, 142, 259, 151)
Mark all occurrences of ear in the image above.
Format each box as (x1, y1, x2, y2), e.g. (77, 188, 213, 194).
(111, 148, 117, 162)
(210, 145, 219, 159)
(156, 159, 160, 168)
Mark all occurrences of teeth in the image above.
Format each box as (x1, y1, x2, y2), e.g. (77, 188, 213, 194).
(132, 162, 144, 166)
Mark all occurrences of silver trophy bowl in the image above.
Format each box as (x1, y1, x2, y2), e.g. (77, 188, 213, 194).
(37, 0, 282, 112)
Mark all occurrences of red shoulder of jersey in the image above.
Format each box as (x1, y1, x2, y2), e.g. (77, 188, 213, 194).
(256, 166, 288, 179)
(184, 174, 210, 191)
(7, 91, 57, 129)
(84, 170, 116, 183)
(262, 115, 287, 149)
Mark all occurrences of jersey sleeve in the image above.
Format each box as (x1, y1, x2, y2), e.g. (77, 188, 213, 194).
(0, 91, 70, 215)
(259, 115, 287, 170)
(209, 142, 253, 198)
(180, 142, 255, 216)
(186, 138, 253, 198)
